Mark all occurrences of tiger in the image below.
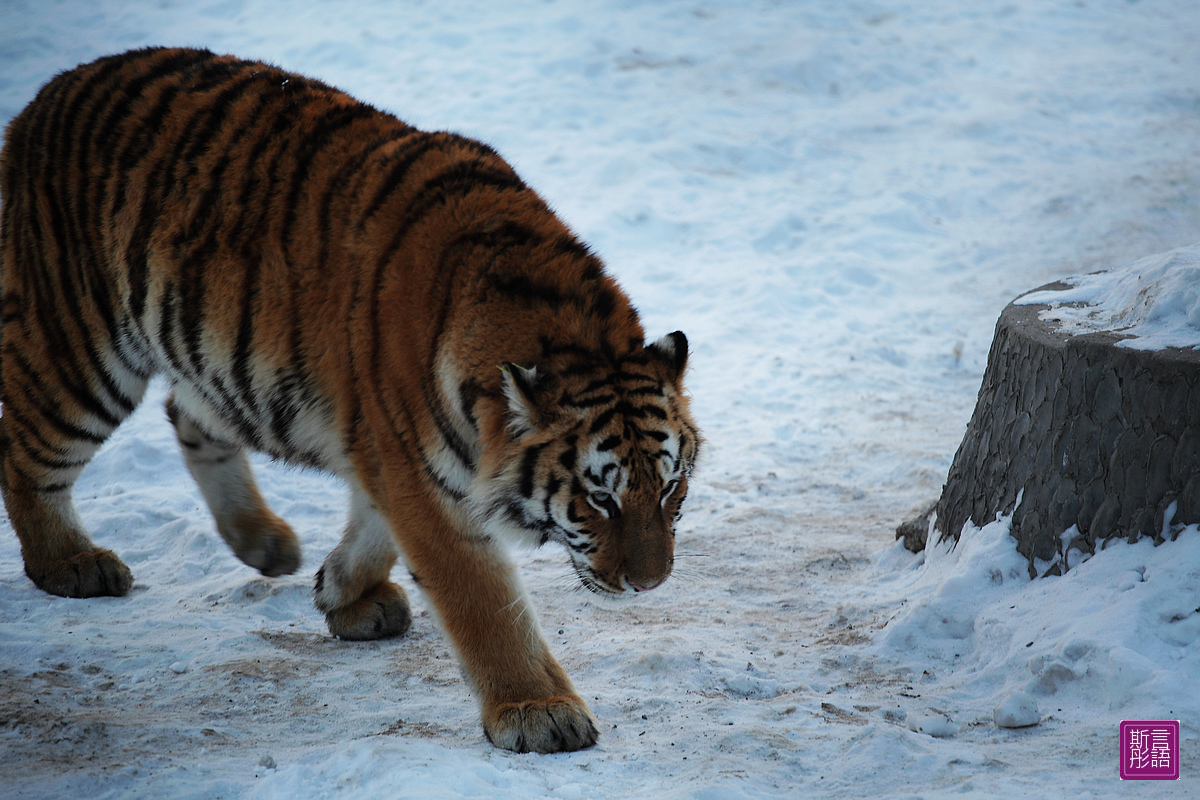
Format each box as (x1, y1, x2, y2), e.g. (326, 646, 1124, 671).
(0, 47, 701, 754)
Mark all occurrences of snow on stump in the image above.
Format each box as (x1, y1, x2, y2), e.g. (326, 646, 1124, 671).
(899, 246, 1200, 576)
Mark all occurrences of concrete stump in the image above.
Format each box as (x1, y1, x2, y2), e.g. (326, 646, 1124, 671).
(899, 282, 1200, 576)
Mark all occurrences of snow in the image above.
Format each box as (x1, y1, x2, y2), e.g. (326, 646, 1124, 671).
(993, 691, 1040, 729)
(2, 0, 1199, 797)
(1016, 243, 1200, 349)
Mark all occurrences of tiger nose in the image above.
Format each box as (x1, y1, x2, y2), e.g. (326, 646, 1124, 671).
(627, 576, 664, 593)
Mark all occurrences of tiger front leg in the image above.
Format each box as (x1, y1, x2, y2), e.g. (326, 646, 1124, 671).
(314, 486, 412, 640)
(395, 503, 598, 753)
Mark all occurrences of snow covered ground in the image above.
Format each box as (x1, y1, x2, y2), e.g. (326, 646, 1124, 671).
(2, 1, 1199, 797)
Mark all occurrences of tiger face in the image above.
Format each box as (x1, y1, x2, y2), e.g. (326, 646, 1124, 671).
(476, 332, 700, 595)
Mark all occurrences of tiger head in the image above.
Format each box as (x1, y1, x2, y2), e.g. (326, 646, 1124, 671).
(475, 332, 701, 596)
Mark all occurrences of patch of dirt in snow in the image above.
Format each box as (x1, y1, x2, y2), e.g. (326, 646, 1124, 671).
(0, 601, 479, 793)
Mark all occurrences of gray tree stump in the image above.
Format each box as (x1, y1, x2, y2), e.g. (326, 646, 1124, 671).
(899, 282, 1200, 576)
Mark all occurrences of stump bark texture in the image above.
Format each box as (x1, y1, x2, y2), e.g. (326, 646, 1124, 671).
(900, 283, 1200, 575)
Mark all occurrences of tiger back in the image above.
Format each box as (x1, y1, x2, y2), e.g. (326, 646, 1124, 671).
(0, 47, 701, 754)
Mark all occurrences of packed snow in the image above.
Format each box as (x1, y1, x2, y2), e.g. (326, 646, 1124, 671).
(2, 1, 1199, 798)
(1017, 243, 1200, 350)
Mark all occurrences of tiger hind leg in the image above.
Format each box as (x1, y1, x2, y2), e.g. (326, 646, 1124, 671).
(0, 362, 146, 598)
(166, 394, 301, 577)
(314, 485, 411, 640)
(2, 467, 135, 598)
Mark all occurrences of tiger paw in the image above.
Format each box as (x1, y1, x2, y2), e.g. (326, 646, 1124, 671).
(323, 581, 412, 640)
(226, 511, 302, 578)
(26, 548, 133, 598)
(484, 695, 599, 753)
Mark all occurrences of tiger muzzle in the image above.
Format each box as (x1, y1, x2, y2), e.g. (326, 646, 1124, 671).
(617, 503, 674, 593)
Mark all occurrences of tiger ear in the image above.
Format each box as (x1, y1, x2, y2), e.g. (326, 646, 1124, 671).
(499, 363, 555, 434)
(646, 331, 689, 383)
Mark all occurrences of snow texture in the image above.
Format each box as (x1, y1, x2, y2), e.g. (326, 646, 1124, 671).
(994, 690, 1040, 729)
(2, 1, 1199, 798)
(1017, 243, 1200, 350)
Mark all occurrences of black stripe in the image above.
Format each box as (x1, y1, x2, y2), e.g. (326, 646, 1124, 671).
(580, 376, 614, 394)
(488, 274, 568, 307)
(454, 136, 500, 159)
(641, 404, 668, 420)
(600, 462, 619, 484)
(279, 102, 380, 257)
(423, 226, 546, 386)
(418, 224, 534, 475)
(421, 376, 475, 472)
(109, 80, 186, 229)
(227, 258, 262, 424)
(580, 259, 604, 282)
(366, 370, 467, 503)
(542, 475, 563, 517)
(5, 331, 122, 431)
(596, 434, 622, 452)
(518, 443, 547, 499)
(558, 363, 602, 380)
(363, 153, 528, 397)
(112, 319, 155, 378)
(124, 73, 255, 322)
(314, 129, 414, 274)
(358, 136, 444, 227)
(588, 406, 619, 434)
(422, 160, 526, 199)
(586, 401, 663, 433)
(226, 93, 324, 418)
(14, 62, 154, 423)
(1, 403, 77, 457)
(176, 154, 234, 377)
(12, 431, 92, 471)
(383, 159, 524, 267)
(589, 287, 617, 319)
(679, 431, 695, 462)
(539, 339, 597, 362)
(199, 372, 262, 451)
(266, 369, 301, 456)
(100, 53, 227, 337)
(2, 370, 107, 446)
(457, 379, 484, 432)
(171, 67, 264, 203)
(611, 367, 660, 384)
(566, 487, 587, 524)
(93, 49, 218, 177)
(465, 220, 542, 258)
(174, 75, 281, 377)
(229, 84, 322, 257)
(553, 235, 597, 263)
(370, 159, 529, 285)
(561, 393, 616, 409)
(157, 282, 186, 375)
(419, 445, 467, 502)
(7, 460, 74, 495)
